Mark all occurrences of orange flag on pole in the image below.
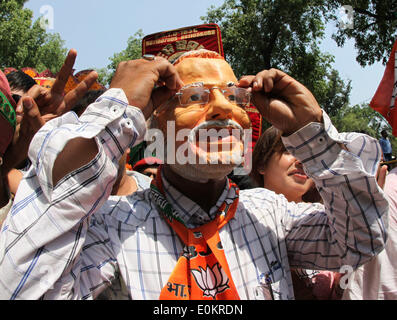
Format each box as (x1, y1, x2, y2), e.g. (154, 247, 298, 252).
(370, 38, 397, 136)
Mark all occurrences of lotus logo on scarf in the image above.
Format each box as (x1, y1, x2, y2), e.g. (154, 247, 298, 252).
(191, 263, 230, 298)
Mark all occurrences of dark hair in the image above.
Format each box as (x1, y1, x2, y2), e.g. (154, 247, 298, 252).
(6, 71, 36, 93)
(250, 126, 322, 203)
(250, 126, 285, 187)
(72, 89, 106, 116)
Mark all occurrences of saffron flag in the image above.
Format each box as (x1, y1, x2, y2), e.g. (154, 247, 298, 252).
(370, 39, 397, 136)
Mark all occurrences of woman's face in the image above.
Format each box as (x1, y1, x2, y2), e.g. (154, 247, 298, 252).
(261, 150, 314, 203)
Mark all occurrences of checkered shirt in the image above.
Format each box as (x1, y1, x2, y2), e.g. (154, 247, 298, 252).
(0, 89, 388, 300)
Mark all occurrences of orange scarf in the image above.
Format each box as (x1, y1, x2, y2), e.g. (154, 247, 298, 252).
(150, 166, 240, 300)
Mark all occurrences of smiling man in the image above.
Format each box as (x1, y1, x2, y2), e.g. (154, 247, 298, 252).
(0, 50, 389, 300)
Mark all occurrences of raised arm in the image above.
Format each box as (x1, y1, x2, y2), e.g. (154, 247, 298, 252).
(0, 56, 183, 299)
(239, 69, 389, 270)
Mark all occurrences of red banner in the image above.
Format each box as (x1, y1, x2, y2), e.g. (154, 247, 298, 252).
(142, 24, 224, 62)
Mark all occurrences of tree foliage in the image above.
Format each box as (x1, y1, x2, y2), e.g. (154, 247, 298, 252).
(332, 103, 386, 135)
(201, 0, 351, 117)
(202, 0, 332, 74)
(0, 0, 67, 73)
(325, 0, 397, 67)
(331, 103, 397, 153)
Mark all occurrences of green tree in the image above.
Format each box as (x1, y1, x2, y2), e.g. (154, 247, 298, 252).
(95, 67, 111, 87)
(202, 0, 351, 117)
(0, 0, 67, 73)
(202, 0, 331, 75)
(331, 103, 397, 156)
(332, 103, 386, 135)
(325, 0, 397, 67)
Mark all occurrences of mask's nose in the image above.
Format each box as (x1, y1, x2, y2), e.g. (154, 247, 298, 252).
(205, 89, 234, 121)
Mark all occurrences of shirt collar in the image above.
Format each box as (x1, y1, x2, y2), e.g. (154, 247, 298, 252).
(160, 172, 235, 228)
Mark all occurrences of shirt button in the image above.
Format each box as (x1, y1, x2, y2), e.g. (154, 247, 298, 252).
(121, 118, 133, 132)
(110, 105, 120, 115)
(317, 136, 326, 144)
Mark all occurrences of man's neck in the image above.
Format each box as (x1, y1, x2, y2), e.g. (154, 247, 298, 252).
(162, 164, 227, 213)
(111, 170, 137, 196)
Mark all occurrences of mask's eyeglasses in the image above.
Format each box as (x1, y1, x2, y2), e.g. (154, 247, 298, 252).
(174, 83, 251, 108)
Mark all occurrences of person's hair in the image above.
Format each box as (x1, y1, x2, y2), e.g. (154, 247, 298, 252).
(250, 126, 285, 187)
(6, 71, 36, 93)
(250, 126, 322, 203)
(72, 89, 105, 116)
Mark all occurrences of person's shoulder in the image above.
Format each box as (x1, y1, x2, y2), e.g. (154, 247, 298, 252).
(240, 187, 286, 207)
(241, 187, 281, 198)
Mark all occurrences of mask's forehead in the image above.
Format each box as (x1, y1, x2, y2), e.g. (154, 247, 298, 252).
(175, 57, 238, 86)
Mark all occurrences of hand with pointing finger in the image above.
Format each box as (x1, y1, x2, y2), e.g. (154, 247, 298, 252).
(2, 49, 98, 174)
(25, 49, 98, 119)
(110, 56, 184, 119)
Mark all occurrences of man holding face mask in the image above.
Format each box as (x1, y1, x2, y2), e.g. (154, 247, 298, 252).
(0, 49, 388, 300)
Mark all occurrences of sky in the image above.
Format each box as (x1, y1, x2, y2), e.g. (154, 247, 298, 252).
(24, 0, 387, 107)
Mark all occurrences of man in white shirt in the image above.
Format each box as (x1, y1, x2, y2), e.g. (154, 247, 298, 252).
(0, 51, 388, 300)
(379, 129, 393, 162)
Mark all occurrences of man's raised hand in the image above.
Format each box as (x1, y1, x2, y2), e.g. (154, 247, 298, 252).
(4, 49, 98, 173)
(24, 49, 98, 120)
(110, 56, 184, 119)
(238, 69, 323, 136)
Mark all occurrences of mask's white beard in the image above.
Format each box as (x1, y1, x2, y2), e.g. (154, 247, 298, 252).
(164, 141, 241, 182)
(161, 120, 247, 182)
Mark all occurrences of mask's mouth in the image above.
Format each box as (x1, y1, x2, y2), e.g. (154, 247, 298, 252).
(187, 120, 245, 165)
(188, 119, 245, 145)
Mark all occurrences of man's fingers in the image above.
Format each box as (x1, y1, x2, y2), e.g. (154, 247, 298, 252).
(64, 71, 98, 113)
(237, 76, 255, 91)
(51, 49, 77, 96)
(154, 58, 184, 91)
(26, 84, 46, 100)
(25, 84, 48, 110)
(21, 97, 45, 134)
(110, 57, 182, 112)
(2, 97, 45, 173)
(253, 69, 285, 93)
